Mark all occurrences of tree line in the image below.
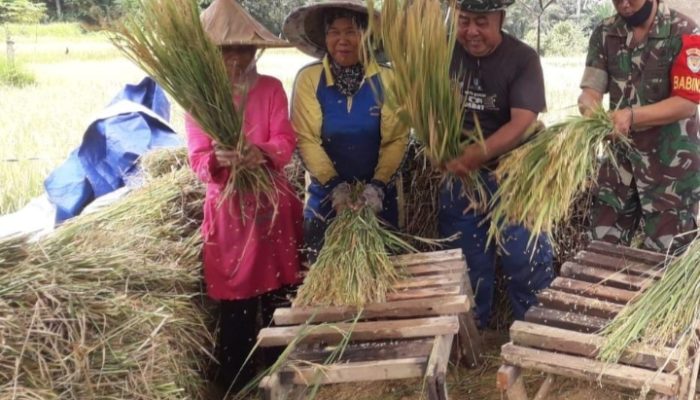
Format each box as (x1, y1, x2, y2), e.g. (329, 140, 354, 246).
(2, 0, 698, 56)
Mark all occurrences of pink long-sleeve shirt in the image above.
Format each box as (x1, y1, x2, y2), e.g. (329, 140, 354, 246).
(186, 74, 302, 300)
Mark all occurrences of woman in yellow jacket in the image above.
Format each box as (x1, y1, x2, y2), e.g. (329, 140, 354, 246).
(283, 0, 408, 262)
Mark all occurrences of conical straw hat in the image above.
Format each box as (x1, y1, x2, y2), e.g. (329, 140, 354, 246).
(282, 0, 379, 58)
(201, 0, 291, 48)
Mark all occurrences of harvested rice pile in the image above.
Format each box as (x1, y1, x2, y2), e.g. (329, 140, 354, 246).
(0, 148, 213, 399)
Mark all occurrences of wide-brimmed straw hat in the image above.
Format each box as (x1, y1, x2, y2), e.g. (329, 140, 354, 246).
(201, 0, 291, 48)
(282, 0, 380, 58)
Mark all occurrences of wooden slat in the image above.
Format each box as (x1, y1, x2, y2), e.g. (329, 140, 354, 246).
(587, 240, 669, 265)
(258, 316, 460, 347)
(394, 273, 465, 289)
(274, 295, 470, 325)
(501, 343, 679, 396)
(496, 364, 522, 390)
(260, 374, 293, 400)
(403, 260, 465, 276)
(575, 251, 664, 279)
(536, 288, 624, 319)
(560, 262, 651, 291)
(426, 335, 453, 400)
(496, 365, 528, 400)
(390, 249, 463, 266)
(386, 285, 463, 301)
(510, 321, 679, 372)
(280, 357, 427, 385)
(525, 306, 608, 333)
(290, 339, 435, 364)
(534, 375, 555, 400)
(549, 277, 638, 305)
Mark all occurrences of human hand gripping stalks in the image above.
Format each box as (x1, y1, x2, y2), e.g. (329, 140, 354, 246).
(109, 0, 279, 219)
(364, 0, 489, 211)
(487, 106, 632, 247)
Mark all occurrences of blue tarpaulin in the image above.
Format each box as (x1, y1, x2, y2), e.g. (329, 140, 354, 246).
(44, 77, 182, 223)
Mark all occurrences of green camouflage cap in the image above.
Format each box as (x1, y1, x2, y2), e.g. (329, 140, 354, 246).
(458, 0, 514, 12)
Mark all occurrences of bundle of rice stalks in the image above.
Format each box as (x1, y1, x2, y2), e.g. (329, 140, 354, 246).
(598, 238, 700, 365)
(488, 107, 629, 245)
(295, 184, 418, 307)
(110, 0, 277, 214)
(366, 0, 487, 208)
(0, 160, 214, 398)
(401, 139, 442, 243)
(283, 152, 307, 201)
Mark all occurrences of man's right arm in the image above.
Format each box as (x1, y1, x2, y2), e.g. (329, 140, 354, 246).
(578, 88, 604, 116)
(579, 24, 607, 115)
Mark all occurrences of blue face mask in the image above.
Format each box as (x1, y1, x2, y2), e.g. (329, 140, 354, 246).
(621, 0, 654, 27)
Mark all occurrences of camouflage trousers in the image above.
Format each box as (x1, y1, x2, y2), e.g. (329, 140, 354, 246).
(589, 153, 699, 254)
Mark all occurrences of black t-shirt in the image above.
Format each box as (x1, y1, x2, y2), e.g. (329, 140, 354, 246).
(450, 33, 546, 139)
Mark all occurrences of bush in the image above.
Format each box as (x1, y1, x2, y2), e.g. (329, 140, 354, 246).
(543, 21, 587, 57)
(4, 22, 85, 38)
(0, 0, 46, 23)
(0, 60, 36, 87)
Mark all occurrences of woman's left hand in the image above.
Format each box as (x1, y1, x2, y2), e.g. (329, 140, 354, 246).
(239, 145, 266, 169)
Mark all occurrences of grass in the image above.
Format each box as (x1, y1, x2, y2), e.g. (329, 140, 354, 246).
(4, 22, 92, 38)
(0, 59, 35, 87)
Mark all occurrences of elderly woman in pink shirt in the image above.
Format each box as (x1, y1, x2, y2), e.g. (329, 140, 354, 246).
(186, 0, 302, 395)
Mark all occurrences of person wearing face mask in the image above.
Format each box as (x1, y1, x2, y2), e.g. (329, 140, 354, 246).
(578, 0, 700, 254)
(283, 0, 408, 263)
(440, 0, 555, 329)
(186, 0, 303, 396)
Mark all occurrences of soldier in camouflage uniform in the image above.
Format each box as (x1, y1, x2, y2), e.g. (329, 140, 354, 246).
(578, 0, 700, 253)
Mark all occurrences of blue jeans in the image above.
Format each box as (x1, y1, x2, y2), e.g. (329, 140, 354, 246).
(438, 171, 555, 328)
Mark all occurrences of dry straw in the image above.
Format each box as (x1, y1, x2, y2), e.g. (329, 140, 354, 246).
(488, 107, 630, 245)
(599, 237, 700, 366)
(0, 149, 214, 399)
(402, 139, 442, 243)
(295, 184, 418, 307)
(366, 0, 488, 209)
(109, 0, 278, 216)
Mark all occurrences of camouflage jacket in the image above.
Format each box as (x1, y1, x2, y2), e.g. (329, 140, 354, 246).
(581, 0, 700, 211)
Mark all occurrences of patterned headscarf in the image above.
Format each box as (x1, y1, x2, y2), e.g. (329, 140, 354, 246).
(329, 59, 365, 97)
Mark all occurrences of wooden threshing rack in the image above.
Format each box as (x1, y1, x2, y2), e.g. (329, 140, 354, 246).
(498, 240, 700, 400)
(256, 249, 481, 400)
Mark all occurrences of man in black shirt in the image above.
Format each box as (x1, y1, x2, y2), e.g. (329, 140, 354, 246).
(440, 0, 555, 329)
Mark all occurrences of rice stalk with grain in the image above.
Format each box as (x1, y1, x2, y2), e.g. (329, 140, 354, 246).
(109, 0, 278, 216)
(295, 184, 418, 307)
(488, 106, 630, 246)
(366, 0, 488, 209)
(598, 237, 700, 366)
